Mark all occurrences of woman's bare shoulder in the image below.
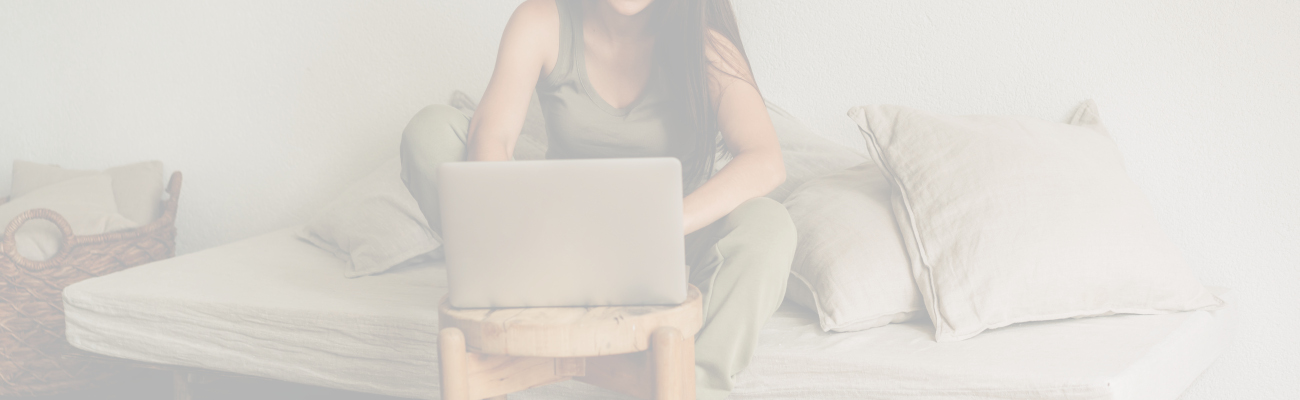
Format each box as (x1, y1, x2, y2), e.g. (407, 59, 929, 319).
(508, 0, 560, 36)
(500, 0, 560, 75)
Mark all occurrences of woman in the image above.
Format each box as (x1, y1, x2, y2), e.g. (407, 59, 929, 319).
(400, 0, 795, 398)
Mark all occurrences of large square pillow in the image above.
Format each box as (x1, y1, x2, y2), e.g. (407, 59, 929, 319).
(849, 100, 1222, 342)
(298, 158, 439, 278)
(783, 162, 924, 332)
(11, 160, 165, 226)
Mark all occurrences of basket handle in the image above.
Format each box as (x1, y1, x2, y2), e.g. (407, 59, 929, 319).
(2, 208, 77, 270)
(164, 171, 182, 215)
(155, 171, 182, 225)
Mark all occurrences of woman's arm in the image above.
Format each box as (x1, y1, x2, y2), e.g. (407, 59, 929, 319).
(682, 33, 785, 235)
(467, 0, 558, 161)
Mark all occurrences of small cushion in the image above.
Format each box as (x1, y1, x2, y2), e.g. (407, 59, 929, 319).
(12, 160, 165, 225)
(782, 162, 923, 332)
(1, 175, 139, 260)
(849, 100, 1222, 342)
(298, 158, 439, 278)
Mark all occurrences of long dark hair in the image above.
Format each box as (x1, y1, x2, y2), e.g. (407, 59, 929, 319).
(651, 0, 758, 191)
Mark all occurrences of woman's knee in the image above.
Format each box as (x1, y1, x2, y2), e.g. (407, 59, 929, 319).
(400, 104, 471, 179)
(400, 104, 470, 153)
(720, 197, 797, 267)
(725, 197, 796, 239)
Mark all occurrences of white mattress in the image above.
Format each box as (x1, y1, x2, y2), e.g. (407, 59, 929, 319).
(64, 228, 1234, 400)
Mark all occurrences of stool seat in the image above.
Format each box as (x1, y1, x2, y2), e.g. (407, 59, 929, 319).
(439, 286, 703, 358)
(438, 285, 703, 400)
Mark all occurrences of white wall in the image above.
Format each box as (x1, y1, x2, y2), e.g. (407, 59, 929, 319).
(2, 1, 1296, 398)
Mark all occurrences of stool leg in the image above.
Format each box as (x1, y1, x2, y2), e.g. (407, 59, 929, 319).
(172, 370, 192, 400)
(440, 327, 471, 400)
(652, 327, 685, 400)
(682, 338, 696, 400)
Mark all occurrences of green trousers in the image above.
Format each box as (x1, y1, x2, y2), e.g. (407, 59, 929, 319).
(400, 105, 796, 400)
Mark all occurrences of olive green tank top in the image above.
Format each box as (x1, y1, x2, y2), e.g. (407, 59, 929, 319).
(535, 0, 684, 160)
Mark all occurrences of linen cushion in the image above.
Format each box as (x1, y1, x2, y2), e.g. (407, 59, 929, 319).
(1, 175, 139, 260)
(849, 100, 1221, 342)
(782, 162, 923, 332)
(11, 160, 165, 225)
(298, 158, 439, 278)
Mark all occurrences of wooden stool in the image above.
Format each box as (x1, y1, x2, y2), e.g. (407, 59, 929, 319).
(438, 285, 702, 400)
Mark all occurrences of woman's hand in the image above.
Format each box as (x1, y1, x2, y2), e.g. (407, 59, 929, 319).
(681, 32, 785, 235)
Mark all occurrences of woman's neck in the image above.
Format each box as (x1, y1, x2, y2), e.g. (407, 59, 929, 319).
(584, 0, 654, 44)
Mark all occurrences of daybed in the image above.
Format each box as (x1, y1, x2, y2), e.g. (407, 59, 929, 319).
(63, 227, 1235, 400)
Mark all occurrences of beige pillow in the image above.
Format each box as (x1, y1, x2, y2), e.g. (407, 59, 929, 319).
(783, 162, 924, 332)
(849, 100, 1222, 342)
(298, 158, 439, 278)
(1, 175, 139, 261)
(12, 160, 165, 225)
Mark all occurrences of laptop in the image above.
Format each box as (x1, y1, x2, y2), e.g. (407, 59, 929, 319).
(438, 157, 687, 309)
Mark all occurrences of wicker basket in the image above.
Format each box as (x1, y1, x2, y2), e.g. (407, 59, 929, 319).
(0, 171, 182, 396)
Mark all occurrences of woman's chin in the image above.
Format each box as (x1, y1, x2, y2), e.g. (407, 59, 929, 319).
(606, 0, 653, 16)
